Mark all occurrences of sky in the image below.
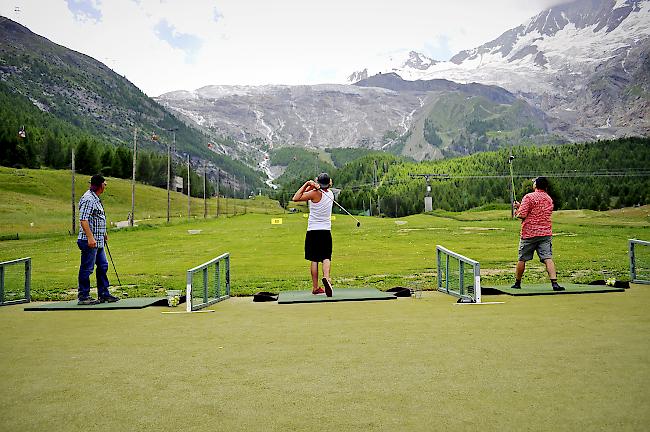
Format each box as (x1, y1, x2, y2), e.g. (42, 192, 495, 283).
(0, 0, 570, 96)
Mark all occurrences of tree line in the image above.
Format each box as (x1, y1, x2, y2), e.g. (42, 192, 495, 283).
(0, 82, 265, 195)
(273, 137, 650, 217)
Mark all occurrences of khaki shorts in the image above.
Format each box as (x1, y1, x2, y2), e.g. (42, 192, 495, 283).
(518, 235, 553, 262)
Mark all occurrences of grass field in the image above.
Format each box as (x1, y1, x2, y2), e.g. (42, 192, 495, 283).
(1, 167, 649, 430)
(0, 204, 648, 300)
(1, 288, 649, 431)
(0, 167, 286, 236)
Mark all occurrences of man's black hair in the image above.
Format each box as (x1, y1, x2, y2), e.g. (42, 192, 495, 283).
(90, 174, 105, 186)
(534, 176, 549, 191)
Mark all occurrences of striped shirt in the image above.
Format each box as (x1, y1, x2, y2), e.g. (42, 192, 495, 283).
(78, 189, 106, 248)
(516, 190, 553, 239)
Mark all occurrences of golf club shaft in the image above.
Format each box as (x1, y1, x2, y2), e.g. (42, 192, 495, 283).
(509, 162, 517, 202)
(318, 189, 362, 225)
(105, 242, 122, 286)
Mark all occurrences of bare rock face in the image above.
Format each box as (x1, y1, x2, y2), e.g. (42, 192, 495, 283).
(157, 75, 551, 162)
(157, 83, 426, 154)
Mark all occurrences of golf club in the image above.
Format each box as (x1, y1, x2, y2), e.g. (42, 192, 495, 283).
(508, 155, 516, 202)
(105, 241, 123, 286)
(317, 186, 361, 227)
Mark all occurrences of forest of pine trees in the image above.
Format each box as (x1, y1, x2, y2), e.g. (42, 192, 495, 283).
(273, 137, 650, 217)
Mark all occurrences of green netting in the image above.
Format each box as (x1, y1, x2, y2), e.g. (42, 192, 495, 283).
(437, 246, 480, 302)
(187, 253, 230, 311)
(190, 260, 228, 309)
(1, 258, 30, 306)
(631, 240, 650, 284)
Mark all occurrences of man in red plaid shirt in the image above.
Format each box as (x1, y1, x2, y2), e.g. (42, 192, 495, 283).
(512, 177, 564, 291)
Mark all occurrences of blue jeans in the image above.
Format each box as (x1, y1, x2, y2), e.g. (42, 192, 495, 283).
(77, 239, 110, 299)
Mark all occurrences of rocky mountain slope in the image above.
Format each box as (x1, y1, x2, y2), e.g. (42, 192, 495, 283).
(157, 76, 553, 161)
(347, 0, 650, 140)
(0, 17, 265, 189)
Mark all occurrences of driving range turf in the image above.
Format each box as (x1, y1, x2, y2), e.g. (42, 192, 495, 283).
(1, 172, 650, 430)
(2, 287, 649, 431)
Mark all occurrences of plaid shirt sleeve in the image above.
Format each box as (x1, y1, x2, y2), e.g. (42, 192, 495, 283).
(78, 191, 106, 247)
(79, 195, 93, 221)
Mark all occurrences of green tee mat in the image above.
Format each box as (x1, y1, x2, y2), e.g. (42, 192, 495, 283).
(481, 283, 625, 296)
(24, 297, 168, 311)
(277, 288, 397, 304)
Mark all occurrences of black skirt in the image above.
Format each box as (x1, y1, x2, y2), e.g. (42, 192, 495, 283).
(304, 230, 332, 262)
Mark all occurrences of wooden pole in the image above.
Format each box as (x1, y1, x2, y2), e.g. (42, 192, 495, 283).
(130, 128, 137, 227)
(187, 154, 191, 220)
(216, 169, 220, 218)
(203, 164, 207, 218)
(71, 147, 76, 234)
(166, 139, 171, 223)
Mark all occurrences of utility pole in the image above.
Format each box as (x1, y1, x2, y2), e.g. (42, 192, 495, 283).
(233, 178, 237, 216)
(130, 128, 137, 227)
(167, 139, 171, 223)
(71, 147, 76, 234)
(166, 127, 178, 223)
(508, 152, 515, 218)
(187, 154, 191, 220)
(224, 175, 228, 217)
(408, 173, 451, 212)
(216, 169, 220, 218)
(203, 164, 207, 219)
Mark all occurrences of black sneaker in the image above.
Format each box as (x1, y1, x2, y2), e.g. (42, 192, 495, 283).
(99, 294, 120, 303)
(552, 283, 565, 291)
(322, 278, 333, 297)
(78, 297, 100, 305)
(510, 282, 521, 289)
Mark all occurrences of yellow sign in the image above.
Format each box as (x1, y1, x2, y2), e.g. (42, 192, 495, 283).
(271, 218, 283, 225)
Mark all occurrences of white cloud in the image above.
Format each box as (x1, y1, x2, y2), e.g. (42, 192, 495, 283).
(0, 0, 569, 96)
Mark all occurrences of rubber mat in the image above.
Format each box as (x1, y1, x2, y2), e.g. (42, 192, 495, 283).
(277, 288, 396, 304)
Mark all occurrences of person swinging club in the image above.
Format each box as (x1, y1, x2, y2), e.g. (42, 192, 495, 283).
(512, 176, 564, 291)
(292, 173, 334, 297)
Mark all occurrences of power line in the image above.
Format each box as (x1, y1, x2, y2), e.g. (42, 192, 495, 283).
(341, 169, 650, 191)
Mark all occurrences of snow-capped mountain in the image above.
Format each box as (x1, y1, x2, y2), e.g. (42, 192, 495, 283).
(346, 50, 439, 83)
(156, 0, 648, 169)
(347, 0, 650, 138)
(349, 0, 649, 92)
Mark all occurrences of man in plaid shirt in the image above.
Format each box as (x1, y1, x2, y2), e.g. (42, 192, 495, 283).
(77, 175, 119, 305)
(512, 176, 564, 291)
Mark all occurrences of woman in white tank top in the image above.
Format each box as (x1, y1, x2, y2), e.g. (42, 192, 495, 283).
(292, 173, 335, 297)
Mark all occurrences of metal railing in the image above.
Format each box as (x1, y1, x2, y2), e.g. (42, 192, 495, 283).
(186, 253, 230, 312)
(629, 239, 650, 285)
(0, 257, 31, 306)
(436, 246, 481, 303)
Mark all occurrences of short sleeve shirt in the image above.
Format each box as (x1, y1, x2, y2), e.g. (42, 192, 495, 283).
(516, 190, 553, 239)
(78, 189, 106, 248)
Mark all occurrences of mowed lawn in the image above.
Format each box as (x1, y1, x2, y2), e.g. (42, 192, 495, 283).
(1, 286, 649, 431)
(0, 208, 648, 299)
(1, 167, 650, 430)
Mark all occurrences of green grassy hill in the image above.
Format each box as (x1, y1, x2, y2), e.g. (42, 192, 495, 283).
(0, 17, 266, 190)
(0, 167, 283, 236)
